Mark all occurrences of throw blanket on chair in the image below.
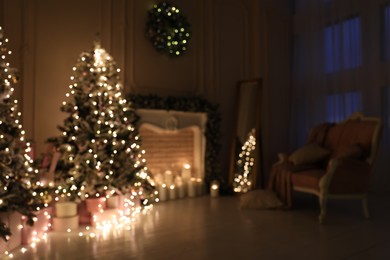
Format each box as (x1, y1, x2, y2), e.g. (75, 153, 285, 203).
(267, 162, 293, 208)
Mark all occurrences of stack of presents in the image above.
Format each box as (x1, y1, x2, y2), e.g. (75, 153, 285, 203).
(0, 144, 134, 254)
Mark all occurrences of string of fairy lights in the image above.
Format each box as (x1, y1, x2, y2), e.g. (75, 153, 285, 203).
(233, 129, 256, 193)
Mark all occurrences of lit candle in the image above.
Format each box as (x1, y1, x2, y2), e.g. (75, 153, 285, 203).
(159, 184, 168, 201)
(177, 183, 186, 198)
(154, 172, 164, 186)
(188, 178, 196, 197)
(196, 178, 203, 196)
(164, 170, 173, 185)
(210, 181, 219, 198)
(175, 177, 186, 198)
(169, 185, 176, 200)
(181, 164, 191, 181)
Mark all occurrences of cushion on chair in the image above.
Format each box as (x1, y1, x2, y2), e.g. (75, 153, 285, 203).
(291, 169, 326, 191)
(240, 189, 283, 209)
(288, 143, 330, 166)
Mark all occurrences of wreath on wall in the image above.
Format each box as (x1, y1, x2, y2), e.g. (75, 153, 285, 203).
(127, 94, 228, 192)
(146, 1, 191, 57)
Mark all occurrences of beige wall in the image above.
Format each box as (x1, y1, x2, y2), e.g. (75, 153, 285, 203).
(0, 0, 292, 183)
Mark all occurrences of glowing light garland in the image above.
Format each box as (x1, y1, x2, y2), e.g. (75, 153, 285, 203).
(233, 129, 256, 193)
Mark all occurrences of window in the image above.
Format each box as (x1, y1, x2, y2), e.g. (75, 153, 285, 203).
(342, 17, 362, 69)
(327, 91, 362, 122)
(325, 24, 341, 72)
(325, 16, 362, 73)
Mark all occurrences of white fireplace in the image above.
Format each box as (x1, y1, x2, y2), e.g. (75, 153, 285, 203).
(137, 109, 207, 181)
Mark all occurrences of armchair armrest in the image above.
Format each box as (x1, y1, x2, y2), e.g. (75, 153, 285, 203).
(320, 158, 371, 194)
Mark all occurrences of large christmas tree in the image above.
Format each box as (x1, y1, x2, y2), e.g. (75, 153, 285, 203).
(50, 42, 156, 205)
(0, 26, 49, 241)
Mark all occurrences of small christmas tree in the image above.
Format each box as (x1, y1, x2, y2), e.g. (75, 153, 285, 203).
(233, 128, 256, 193)
(0, 26, 49, 241)
(50, 42, 156, 206)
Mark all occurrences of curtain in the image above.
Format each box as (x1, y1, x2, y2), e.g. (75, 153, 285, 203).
(290, 0, 390, 193)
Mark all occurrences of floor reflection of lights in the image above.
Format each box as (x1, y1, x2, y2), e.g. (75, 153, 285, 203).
(5, 206, 160, 260)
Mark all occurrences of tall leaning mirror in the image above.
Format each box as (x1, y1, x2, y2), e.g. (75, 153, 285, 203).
(229, 78, 263, 193)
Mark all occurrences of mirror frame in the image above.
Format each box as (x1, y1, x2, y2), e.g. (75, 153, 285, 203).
(228, 78, 263, 191)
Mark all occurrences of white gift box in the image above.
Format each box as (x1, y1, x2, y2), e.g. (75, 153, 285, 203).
(55, 202, 77, 218)
(52, 216, 79, 232)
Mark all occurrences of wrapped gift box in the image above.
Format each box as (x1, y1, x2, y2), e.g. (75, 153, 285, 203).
(85, 197, 106, 213)
(106, 195, 120, 209)
(52, 216, 79, 232)
(77, 201, 91, 225)
(0, 211, 23, 254)
(39, 151, 60, 186)
(21, 207, 52, 245)
(51, 202, 79, 232)
(55, 202, 77, 218)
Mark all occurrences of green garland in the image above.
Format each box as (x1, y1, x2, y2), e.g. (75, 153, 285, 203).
(146, 1, 191, 57)
(127, 94, 224, 189)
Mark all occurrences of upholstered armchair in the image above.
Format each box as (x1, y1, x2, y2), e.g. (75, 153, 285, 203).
(267, 112, 382, 223)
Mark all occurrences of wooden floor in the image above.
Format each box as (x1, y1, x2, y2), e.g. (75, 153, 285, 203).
(5, 193, 390, 260)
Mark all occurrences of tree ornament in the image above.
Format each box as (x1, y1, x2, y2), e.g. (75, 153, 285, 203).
(146, 1, 191, 57)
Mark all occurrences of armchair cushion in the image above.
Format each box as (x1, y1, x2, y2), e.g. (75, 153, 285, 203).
(288, 143, 330, 166)
(291, 169, 326, 191)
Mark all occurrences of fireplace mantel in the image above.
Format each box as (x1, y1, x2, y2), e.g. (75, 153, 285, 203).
(137, 109, 207, 179)
(127, 94, 221, 186)
(137, 109, 207, 131)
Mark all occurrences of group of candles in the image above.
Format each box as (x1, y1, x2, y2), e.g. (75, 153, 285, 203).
(155, 164, 219, 201)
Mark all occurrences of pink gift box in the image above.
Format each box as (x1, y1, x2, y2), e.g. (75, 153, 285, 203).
(106, 195, 121, 209)
(85, 197, 106, 213)
(40, 143, 55, 169)
(0, 211, 23, 254)
(77, 201, 91, 225)
(21, 207, 52, 245)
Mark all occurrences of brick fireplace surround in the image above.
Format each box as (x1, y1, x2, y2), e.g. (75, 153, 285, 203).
(137, 109, 207, 179)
